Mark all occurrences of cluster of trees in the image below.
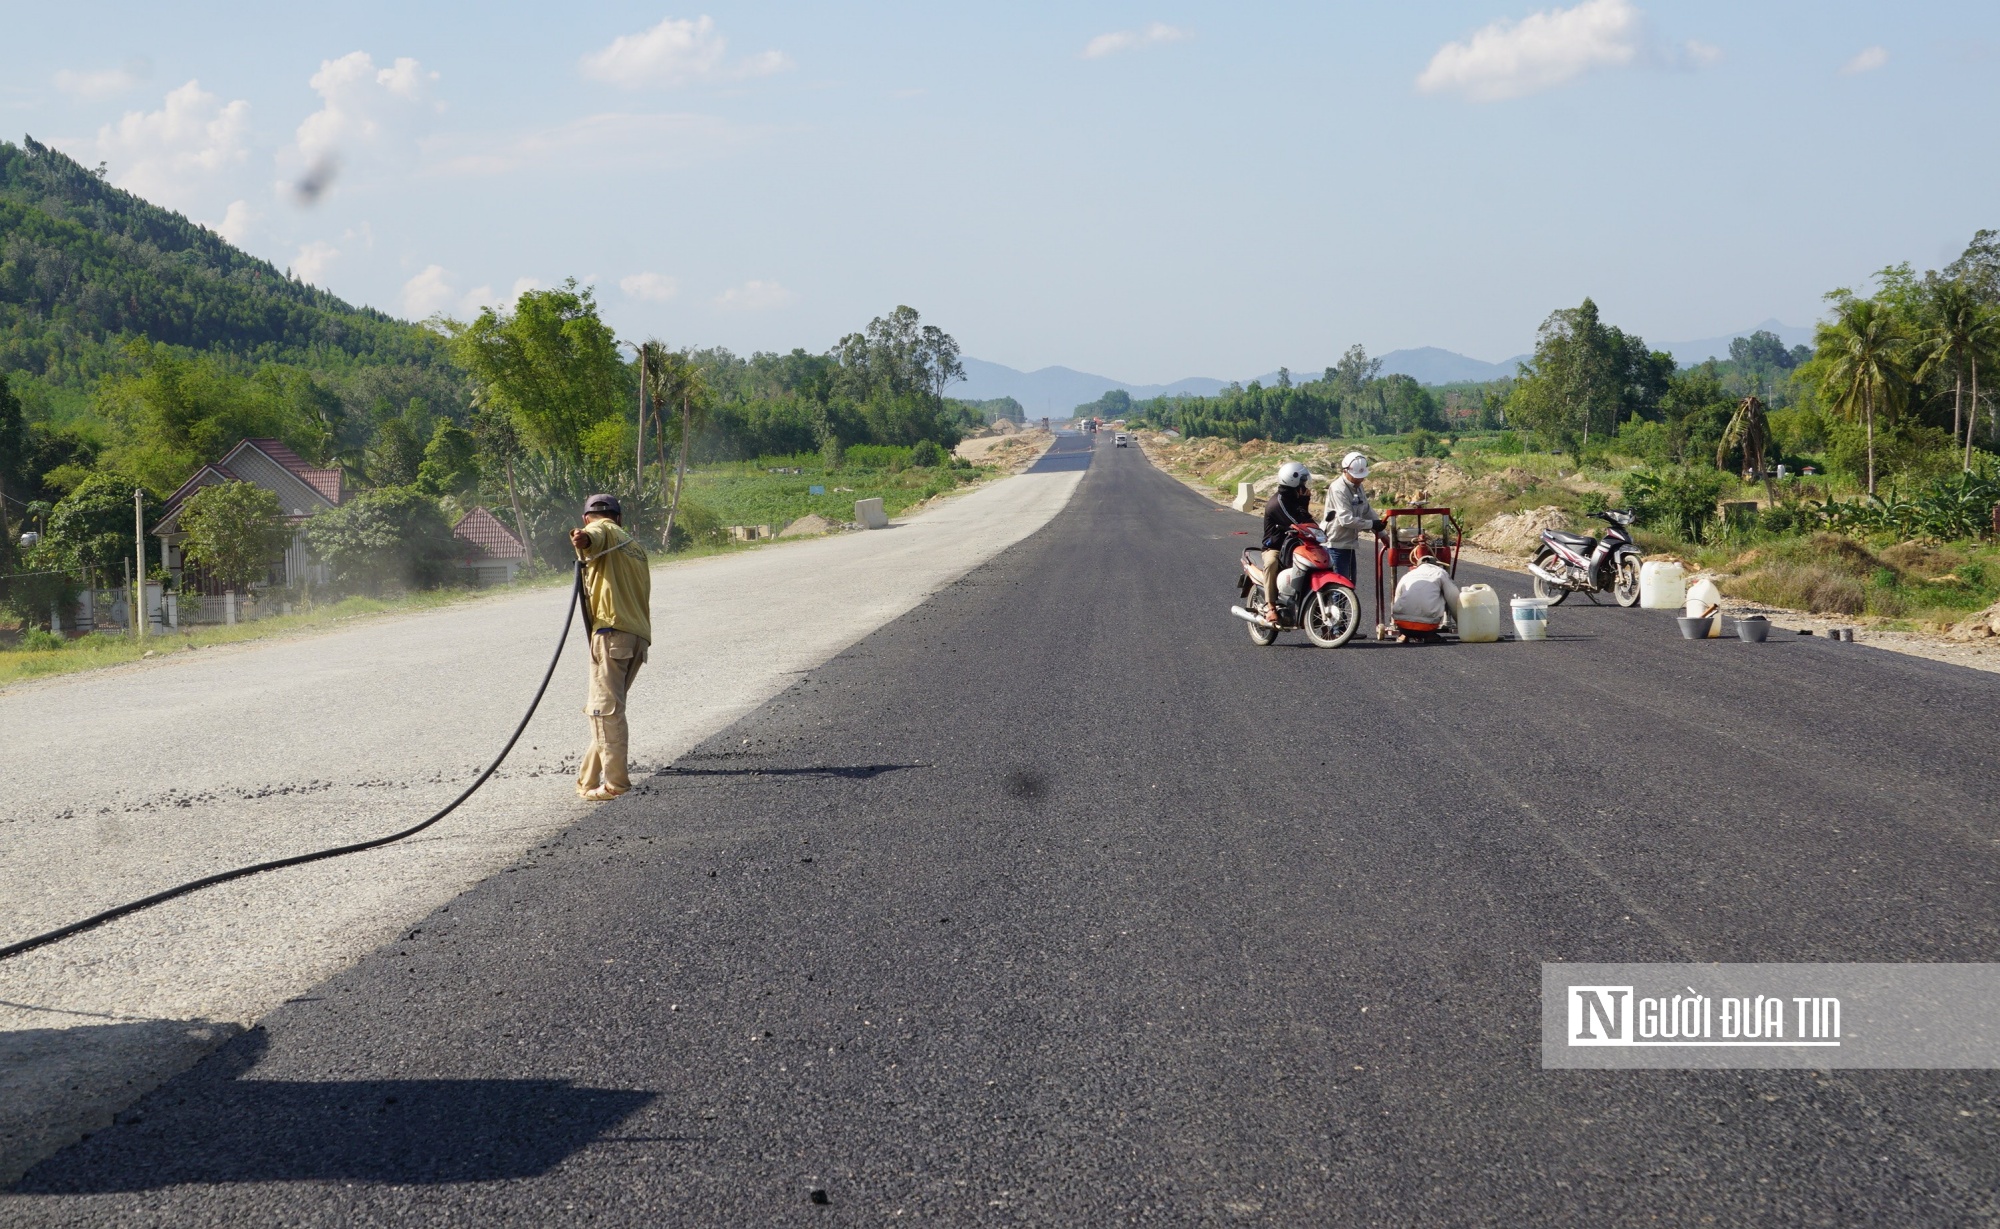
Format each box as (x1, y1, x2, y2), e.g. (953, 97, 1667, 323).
(1125, 228, 1999, 504)
(1128, 350, 1449, 443)
(674, 305, 972, 466)
(0, 135, 984, 620)
(1508, 232, 2000, 492)
(1795, 241, 2000, 493)
(1506, 299, 1674, 453)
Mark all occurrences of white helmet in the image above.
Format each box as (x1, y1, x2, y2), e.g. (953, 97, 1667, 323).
(1277, 461, 1311, 488)
(1341, 451, 1370, 478)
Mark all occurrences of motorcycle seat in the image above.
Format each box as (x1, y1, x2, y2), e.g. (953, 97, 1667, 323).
(1544, 530, 1596, 550)
(1242, 547, 1266, 568)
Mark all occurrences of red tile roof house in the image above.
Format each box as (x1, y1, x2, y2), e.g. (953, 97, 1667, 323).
(151, 439, 343, 622)
(451, 505, 529, 587)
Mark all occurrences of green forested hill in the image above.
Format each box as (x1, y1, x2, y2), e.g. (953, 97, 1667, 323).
(0, 137, 474, 499)
(0, 137, 443, 388)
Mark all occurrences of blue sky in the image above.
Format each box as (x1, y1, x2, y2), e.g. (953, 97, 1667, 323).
(7, 2, 1997, 383)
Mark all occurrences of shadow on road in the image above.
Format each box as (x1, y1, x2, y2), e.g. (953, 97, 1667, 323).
(14, 1028, 653, 1193)
(662, 761, 926, 780)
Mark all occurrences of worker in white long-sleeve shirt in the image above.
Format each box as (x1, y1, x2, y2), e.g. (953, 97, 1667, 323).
(1390, 536, 1459, 644)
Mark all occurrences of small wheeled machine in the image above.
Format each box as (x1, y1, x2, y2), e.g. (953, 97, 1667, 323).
(1373, 505, 1463, 641)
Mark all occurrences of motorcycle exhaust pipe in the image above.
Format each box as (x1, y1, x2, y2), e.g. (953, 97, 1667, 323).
(1527, 562, 1568, 588)
(1229, 605, 1273, 627)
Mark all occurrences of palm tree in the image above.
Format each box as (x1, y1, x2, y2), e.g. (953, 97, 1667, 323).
(1912, 281, 2000, 471)
(1960, 302, 2000, 472)
(1716, 395, 1770, 480)
(1816, 297, 1910, 495)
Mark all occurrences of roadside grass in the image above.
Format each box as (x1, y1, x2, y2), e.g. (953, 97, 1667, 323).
(0, 583, 566, 688)
(679, 456, 987, 530)
(0, 457, 1010, 688)
(1700, 533, 2000, 624)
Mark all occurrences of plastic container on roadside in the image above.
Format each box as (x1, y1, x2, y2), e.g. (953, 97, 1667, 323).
(1458, 584, 1501, 643)
(1685, 577, 1724, 638)
(1639, 560, 1686, 610)
(1510, 596, 1551, 641)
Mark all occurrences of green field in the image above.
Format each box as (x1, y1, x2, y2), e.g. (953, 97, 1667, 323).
(675, 454, 987, 534)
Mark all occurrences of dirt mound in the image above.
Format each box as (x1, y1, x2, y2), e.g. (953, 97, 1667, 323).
(1470, 505, 1572, 557)
(779, 514, 834, 538)
(1802, 532, 1886, 577)
(958, 430, 1052, 472)
(1878, 540, 1964, 580)
(1947, 600, 2000, 641)
(1367, 458, 1472, 503)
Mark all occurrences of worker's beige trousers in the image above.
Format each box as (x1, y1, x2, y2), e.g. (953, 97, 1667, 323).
(578, 629, 646, 795)
(1262, 549, 1284, 611)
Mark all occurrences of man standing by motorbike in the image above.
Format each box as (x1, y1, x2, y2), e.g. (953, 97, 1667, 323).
(1321, 451, 1385, 583)
(1260, 461, 1314, 623)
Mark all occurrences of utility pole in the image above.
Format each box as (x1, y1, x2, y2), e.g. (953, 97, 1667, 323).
(133, 487, 146, 640)
(635, 343, 648, 504)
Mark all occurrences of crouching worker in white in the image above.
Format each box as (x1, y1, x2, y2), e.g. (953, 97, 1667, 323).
(1391, 536, 1459, 644)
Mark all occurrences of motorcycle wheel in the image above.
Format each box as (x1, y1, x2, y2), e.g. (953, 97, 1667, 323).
(1531, 548, 1571, 606)
(1245, 585, 1278, 645)
(1613, 555, 1642, 607)
(1303, 585, 1360, 648)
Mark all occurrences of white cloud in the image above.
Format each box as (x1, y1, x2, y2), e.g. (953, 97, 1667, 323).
(1083, 23, 1192, 59)
(455, 277, 541, 315)
(95, 80, 250, 207)
(54, 64, 144, 100)
(295, 52, 439, 161)
(281, 52, 439, 202)
(399, 265, 456, 318)
(620, 272, 679, 301)
(1417, 0, 1645, 102)
(1841, 46, 1888, 75)
(207, 200, 254, 245)
(714, 279, 795, 311)
(293, 240, 338, 283)
(1683, 40, 1722, 66)
(581, 16, 793, 87)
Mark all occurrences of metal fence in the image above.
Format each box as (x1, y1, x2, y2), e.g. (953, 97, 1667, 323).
(3, 569, 270, 637)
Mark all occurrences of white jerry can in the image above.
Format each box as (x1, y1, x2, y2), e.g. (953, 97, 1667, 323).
(1457, 584, 1502, 642)
(1638, 560, 1686, 611)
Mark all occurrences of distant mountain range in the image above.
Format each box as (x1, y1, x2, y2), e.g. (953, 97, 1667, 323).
(959, 320, 1816, 416)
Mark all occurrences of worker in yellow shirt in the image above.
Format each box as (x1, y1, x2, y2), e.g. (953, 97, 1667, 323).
(568, 494, 651, 801)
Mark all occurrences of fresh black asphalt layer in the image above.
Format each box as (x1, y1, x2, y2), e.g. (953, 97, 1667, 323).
(9, 440, 2000, 1225)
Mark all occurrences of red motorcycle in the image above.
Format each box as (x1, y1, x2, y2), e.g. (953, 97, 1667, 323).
(1230, 523, 1362, 648)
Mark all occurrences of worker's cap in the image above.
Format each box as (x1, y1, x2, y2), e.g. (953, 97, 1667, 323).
(583, 493, 622, 517)
(1341, 451, 1370, 478)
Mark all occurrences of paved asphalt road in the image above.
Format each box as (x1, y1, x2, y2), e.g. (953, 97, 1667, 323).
(10, 437, 2000, 1225)
(0, 459, 1081, 1188)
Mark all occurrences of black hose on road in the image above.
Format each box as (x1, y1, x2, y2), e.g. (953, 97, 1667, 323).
(0, 566, 586, 963)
